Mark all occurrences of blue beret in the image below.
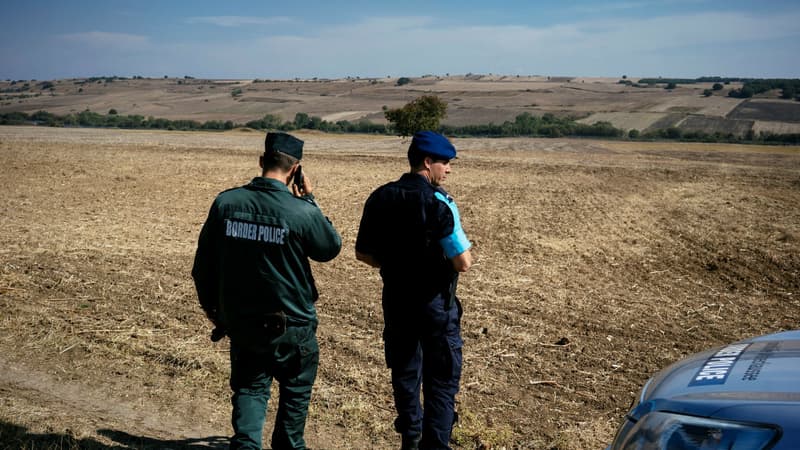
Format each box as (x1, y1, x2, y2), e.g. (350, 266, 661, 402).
(265, 132, 304, 160)
(408, 131, 456, 160)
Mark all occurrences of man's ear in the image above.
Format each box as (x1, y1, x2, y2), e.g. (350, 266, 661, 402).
(259, 155, 264, 169)
(423, 156, 433, 170)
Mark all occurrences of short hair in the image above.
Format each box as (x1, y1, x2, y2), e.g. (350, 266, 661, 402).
(262, 150, 298, 172)
(408, 148, 428, 169)
(408, 147, 450, 170)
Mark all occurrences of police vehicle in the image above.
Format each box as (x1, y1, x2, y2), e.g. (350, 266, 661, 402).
(607, 329, 800, 449)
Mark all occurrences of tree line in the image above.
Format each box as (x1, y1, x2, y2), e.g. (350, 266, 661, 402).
(2, 98, 798, 145)
(0, 108, 626, 139)
(727, 79, 800, 100)
(631, 77, 800, 100)
(0, 110, 237, 131)
(635, 127, 799, 145)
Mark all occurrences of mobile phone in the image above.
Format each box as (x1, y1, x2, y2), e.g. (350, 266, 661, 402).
(293, 165, 304, 190)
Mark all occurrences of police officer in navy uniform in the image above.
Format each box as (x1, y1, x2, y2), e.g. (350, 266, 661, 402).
(355, 131, 473, 450)
(192, 131, 341, 450)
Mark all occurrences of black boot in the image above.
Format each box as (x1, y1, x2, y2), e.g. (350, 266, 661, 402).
(401, 434, 421, 450)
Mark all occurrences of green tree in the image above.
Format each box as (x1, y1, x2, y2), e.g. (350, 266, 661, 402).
(31, 110, 58, 125)
(293, 112, 310, 129)
(712, 83, 724, 91)
(396, 77, 411, 86)
(513, 112, 536, 135)
(729, 86, 754, 98)
(703, 89, 713, 97)
(384, 95, 448, 137)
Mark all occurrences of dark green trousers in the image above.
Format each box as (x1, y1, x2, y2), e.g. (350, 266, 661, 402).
(229, 324, 319, 450)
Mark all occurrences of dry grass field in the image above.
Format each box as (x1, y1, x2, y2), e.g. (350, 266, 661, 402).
(1, 126, 799, 449)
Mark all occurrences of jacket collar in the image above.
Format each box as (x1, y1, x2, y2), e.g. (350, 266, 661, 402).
(247, 176, 290, 192)
(400, 172, 448, 196)
(400, 172, 431, 185)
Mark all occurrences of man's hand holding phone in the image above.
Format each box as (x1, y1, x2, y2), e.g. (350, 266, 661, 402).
(291, 165, 312, 197)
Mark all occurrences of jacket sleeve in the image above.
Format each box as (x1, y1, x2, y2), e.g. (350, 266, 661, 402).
(191, 201, 221, 317)
(303, 205, 342, 263)
(355, 190, 380, 259)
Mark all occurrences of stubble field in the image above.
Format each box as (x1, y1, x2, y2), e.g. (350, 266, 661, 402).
(1, 126, 799, 449)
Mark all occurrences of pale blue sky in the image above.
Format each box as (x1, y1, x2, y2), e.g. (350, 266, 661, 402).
(2, 0, 798, 80)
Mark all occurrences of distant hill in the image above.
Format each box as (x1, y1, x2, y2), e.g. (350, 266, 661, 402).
(2, 75, 799, 137)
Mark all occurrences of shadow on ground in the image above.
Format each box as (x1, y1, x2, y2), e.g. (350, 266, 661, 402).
(0, 421, 229, 449)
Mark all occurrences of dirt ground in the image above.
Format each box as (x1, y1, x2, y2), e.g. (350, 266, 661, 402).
(1, 126, 799, 449)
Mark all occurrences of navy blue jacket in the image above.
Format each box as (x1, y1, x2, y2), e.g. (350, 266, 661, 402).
(356, 173, 470, 310)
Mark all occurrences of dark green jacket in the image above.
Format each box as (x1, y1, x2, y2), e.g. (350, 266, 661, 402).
(192, 177, 341, 342)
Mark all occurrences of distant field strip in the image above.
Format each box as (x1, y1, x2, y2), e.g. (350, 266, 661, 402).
(679, 116, 754, 135)
(753, 121, 800, 134)
(577, 112, 667, 131)
(321, 111, 373, 122)
(647, 95, 742, 116)
(729, 100, 800, 123)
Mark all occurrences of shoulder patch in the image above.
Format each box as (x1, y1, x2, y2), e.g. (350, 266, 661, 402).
(434, 192, 471, 258)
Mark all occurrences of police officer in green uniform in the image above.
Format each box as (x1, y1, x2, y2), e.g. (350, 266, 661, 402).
(192, 131, 341, 450)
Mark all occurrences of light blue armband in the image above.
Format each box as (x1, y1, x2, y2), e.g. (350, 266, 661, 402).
(434, 192, 472, 258)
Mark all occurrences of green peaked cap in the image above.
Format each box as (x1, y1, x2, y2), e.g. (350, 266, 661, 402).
(265, 132, 304, 160)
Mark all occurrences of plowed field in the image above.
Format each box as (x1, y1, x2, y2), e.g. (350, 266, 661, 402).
(1, 126, 798, 449)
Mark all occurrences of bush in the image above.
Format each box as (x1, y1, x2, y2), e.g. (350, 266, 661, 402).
(728, 86, 754, 98)
(0, 111, 30, 125)
(665, 127, 682, 139)
(245, 114, 284, 130)
(628, 129, 640, 139)
(31, 110, 58, 125)
(396, 77, 411, 86)
(574, 121, 623, 138)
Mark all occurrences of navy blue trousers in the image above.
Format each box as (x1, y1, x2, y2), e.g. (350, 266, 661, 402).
(383, 294, 463, 450)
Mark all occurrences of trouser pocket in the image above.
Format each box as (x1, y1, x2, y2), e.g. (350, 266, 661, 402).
(289, 327, 319, 385)
(426, 333, 463, 380)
